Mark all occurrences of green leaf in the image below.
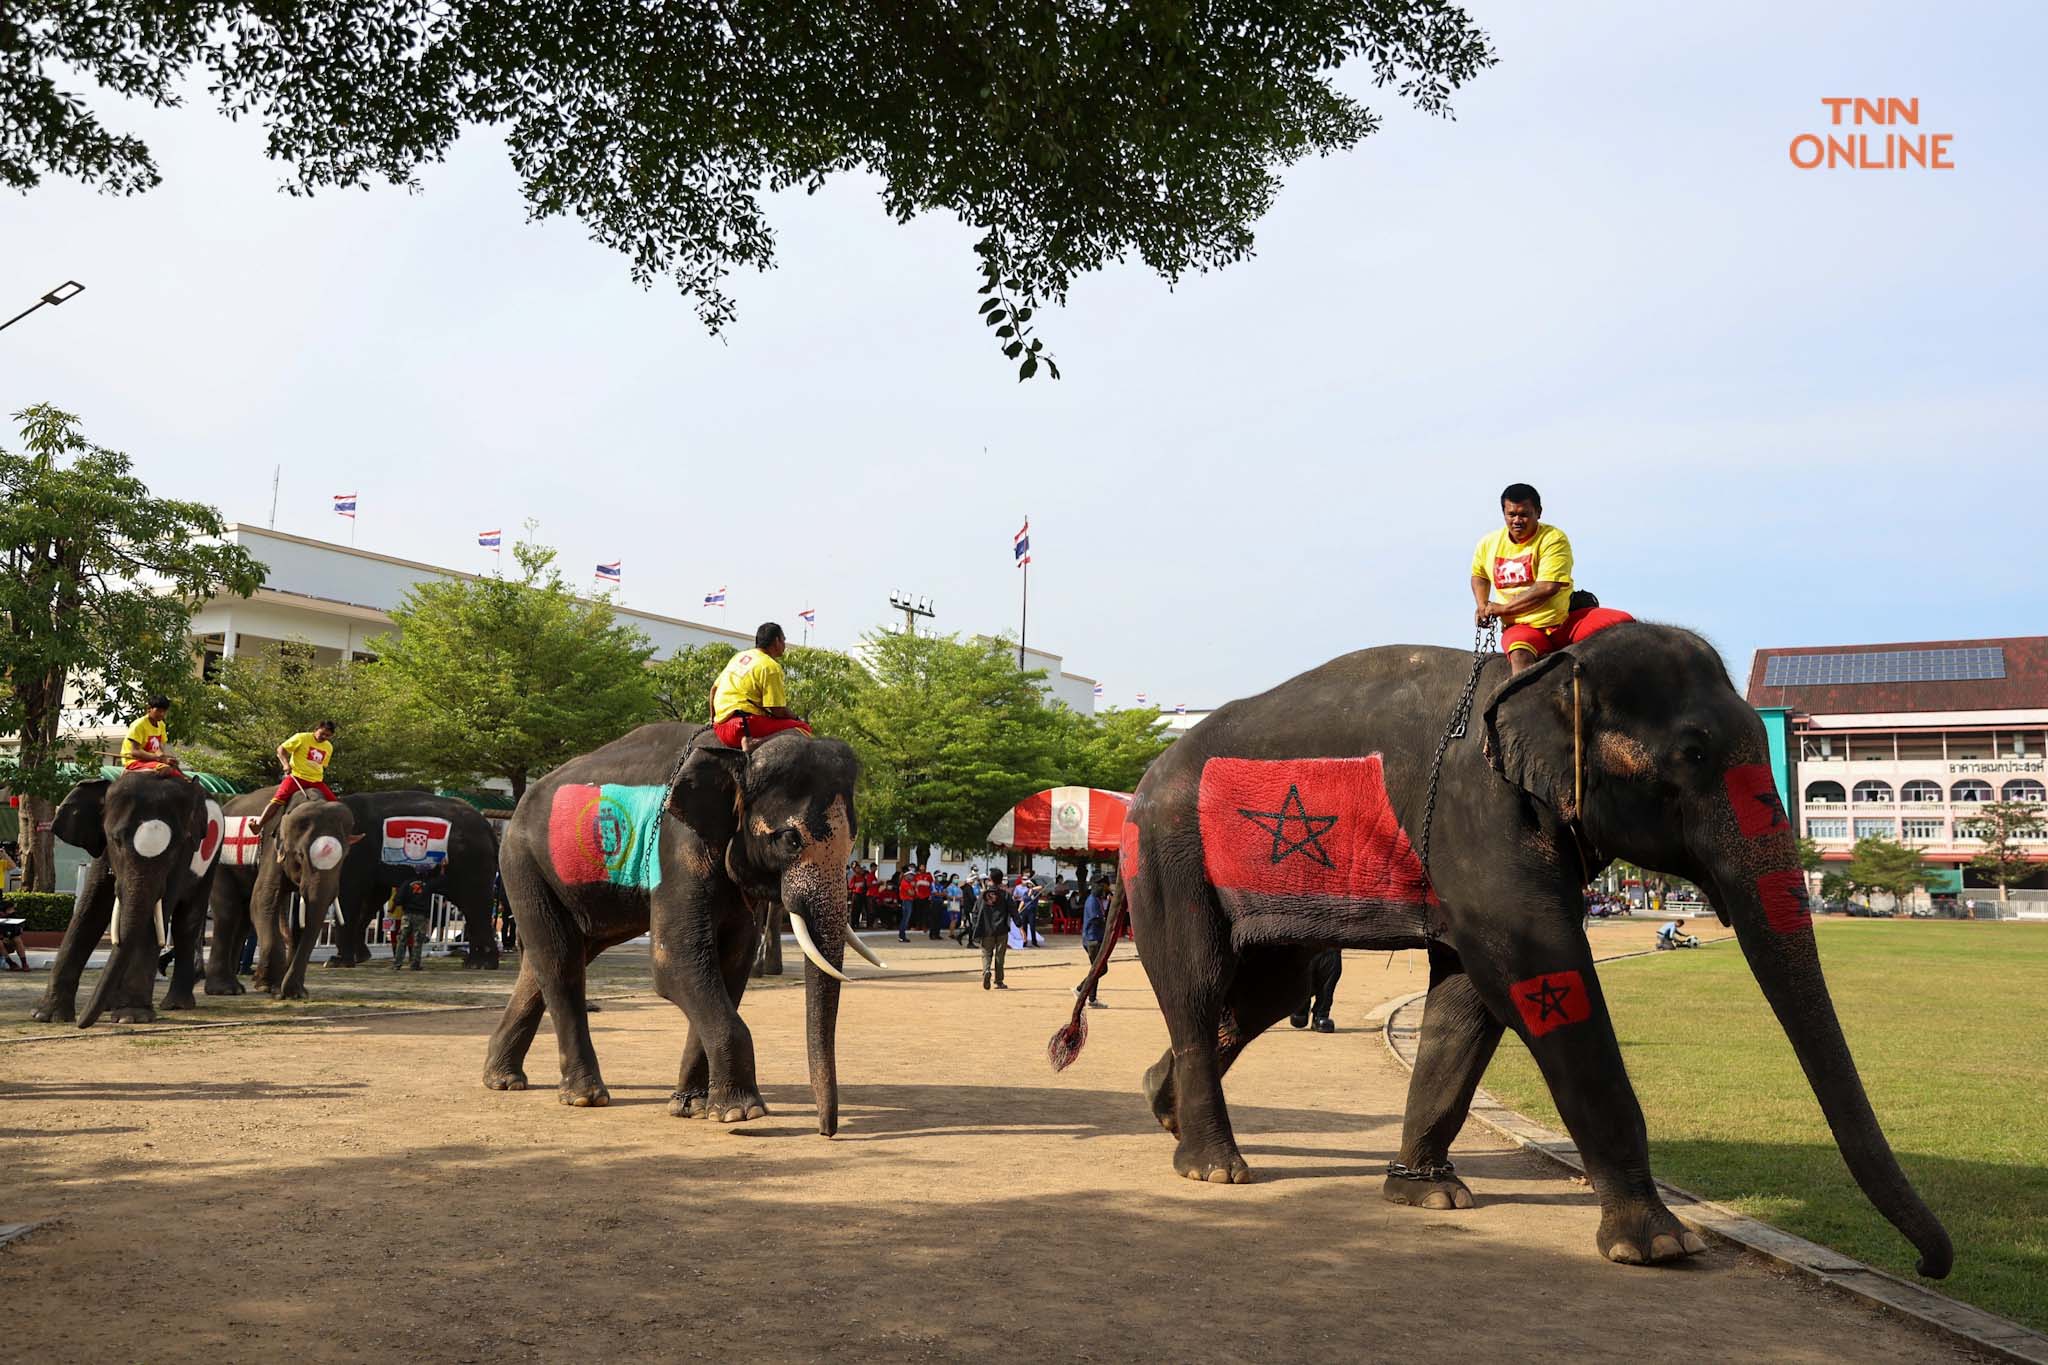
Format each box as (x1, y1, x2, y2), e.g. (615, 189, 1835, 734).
(978, 298, 1001, 314)
(1018, 355, 1039, 380)
(995, 325, 1015, 338)
(1002, 341, 1023, 358)
(983, 309, 1005, 326)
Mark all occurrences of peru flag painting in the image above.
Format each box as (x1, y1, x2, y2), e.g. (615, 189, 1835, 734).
(1197, 755, 1434, 907)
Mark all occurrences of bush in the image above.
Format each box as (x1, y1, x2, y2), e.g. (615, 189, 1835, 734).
(1, 891, 77, 931)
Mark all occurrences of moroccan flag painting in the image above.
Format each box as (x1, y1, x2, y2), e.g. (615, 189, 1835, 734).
(1755, 868, 1812, 935)
(1510, 969, 1593, 1038)
(1724, 765, 1790, 839)
(1196, 755, 1434, 906)
(548, 783, 668, 891)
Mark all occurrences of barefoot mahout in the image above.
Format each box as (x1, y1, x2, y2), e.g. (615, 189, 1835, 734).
(29, 768, 224, 1026)
(482, 722, 878, 1133)
(206, 790, 497, 997)
(1049, 623, 1952, 1276)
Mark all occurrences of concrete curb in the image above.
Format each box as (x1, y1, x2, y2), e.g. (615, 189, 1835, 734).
(1376, 986, 2048, 1365)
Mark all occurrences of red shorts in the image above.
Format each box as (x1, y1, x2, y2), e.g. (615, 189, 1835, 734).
(271, 775, 337, 804)
(713, 714, 814, 747)
(1503, 606, 1634, 658)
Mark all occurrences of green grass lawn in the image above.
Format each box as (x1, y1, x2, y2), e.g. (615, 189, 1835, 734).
(1481, 921, 2048, 1333)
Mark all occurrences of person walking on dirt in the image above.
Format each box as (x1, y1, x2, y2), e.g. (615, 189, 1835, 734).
(390, 864, 443, 970)
(975, 877, 1014, 989)
(1080, 880, 1109, 1008)
(250, 720, 338, 832)
(1289, 949, 1343, 1033)
(954, 874, 980, 946)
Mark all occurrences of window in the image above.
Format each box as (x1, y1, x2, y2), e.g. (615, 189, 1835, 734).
(1806, 818, 1848, 840)
(1901, 818, 1943, 841)
(1804, 781, 1846, 804)
(1852, 780, 1894, 804)
(1951, 780, 1993, 803)
(1900, 780, 1945, 803)
(2002, 780, 2047, 803)
(1853, 818, 1896, 840)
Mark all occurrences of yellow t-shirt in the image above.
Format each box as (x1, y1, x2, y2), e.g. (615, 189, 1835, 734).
(712, 650, 789, 720)
(281, 732, 335, 782)
(1471, 524, 1574, 630)
(121, 716, 168, 765)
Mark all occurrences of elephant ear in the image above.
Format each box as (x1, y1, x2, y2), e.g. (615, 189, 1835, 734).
(665, 737, 750, 854)
(53, 780, 112, 858)
(1480, 652, 1583, 820)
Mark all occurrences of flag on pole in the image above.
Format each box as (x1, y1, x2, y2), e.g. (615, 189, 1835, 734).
(1135, 691, 1148, 705)
(704, 586, 727, 607)
(1092, 683, 1104, 699)
(594, 561, 621, 586)
(333, 493, 357, 519)
(1175, 703, 1188, 715)
(1013, 517, 1031, 566)
(478, 529, 501, 550)
(799, 607, 817, 625)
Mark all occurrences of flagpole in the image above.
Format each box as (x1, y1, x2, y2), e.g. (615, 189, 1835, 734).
(1018, 558, 1029, 669)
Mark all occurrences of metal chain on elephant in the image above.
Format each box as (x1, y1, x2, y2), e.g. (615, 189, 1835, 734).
(1417, 621, 1497, 887)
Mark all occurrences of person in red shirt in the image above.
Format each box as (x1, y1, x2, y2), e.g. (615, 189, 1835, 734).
(874, 868, 899, 939)
(914, 865, 937, 939)
(847, 862, 871, 929)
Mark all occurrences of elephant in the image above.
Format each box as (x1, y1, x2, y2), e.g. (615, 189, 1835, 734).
(1049, 622, 1952, 1278)
(204, 791, 363, 1000)
(29, 768, 224, 1026)
(482, 721, 878, 1134)
(206, 789, 499, 996)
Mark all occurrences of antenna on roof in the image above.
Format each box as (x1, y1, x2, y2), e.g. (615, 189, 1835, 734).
(269, 465, 280, 529)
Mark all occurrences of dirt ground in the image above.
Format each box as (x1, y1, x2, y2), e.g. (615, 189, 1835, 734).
(1, 922, 1979, 1363)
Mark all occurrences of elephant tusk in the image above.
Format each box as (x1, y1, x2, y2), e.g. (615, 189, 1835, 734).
(787, 912, 851, 983)
(154, 900, 166, 948)
(844, 932, 890, 970)
(110, 898, 120, 947)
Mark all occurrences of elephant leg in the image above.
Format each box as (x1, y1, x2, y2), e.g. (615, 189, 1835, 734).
(483, 955, 545, 1091)
(249, 895, 287, 994)
(1384, 944, 1500, 1211)
(1470, 915, 1707, 1266)
(1130, 868, 1250, 1184)
(507, 868, 607, 1106)
(204, 882, 248, 995)
(1143, 944, 1318, 1142)
(750, 901, 784, 978)
(670, 912, 760, 1119)
(158, 893, 208, 1011)
(654, 894, 764, 1123)
(30, 869, 113, 1023)
(272, 896, 327, 1001)
(462, 889, 501, 971)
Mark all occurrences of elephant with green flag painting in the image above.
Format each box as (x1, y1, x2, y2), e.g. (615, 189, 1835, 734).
(483, 721, 878, 1134)
(1051, 622, 1951, 1278)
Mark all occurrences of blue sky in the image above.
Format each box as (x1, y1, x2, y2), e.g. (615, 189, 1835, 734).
(5, 3, 2042, 708)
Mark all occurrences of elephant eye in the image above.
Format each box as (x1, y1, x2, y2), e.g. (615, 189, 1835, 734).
(776, 828, 804, 853)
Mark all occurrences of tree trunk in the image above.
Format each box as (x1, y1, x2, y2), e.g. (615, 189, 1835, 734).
(19, 794, 56, 892)
(509, 769, 526, 804)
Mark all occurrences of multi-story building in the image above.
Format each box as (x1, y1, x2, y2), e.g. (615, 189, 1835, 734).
(1747, 636, 2048, 907)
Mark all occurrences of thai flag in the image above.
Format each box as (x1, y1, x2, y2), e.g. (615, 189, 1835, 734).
(594, 561, 621, 585)
(1135, 691, 1147, 705)
(1013, 517, 1030, 567)
(478, 529, 501, 549)
(799, 607, 816, 625)
(1175, 703, 1188, 715)
(333, 493, 357, 519)
(704, 586, 727, 606)
(1092, 683, 1104, 699)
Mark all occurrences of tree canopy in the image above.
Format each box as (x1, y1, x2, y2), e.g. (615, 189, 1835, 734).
(0, 404, 264, 886)
(370, 535, 656, 800)
(1965, 801, 2046, 903)
(3, 1, 1494, 377)
(1844, 837, 1934, 904)
(185, 643, 424, 793)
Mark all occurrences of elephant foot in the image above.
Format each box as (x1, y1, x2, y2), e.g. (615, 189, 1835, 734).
(203, 977, 246, 996)
(103, 1005, 157, 1025)
(1142, 1054, 1180, 1136)
(483, 1067, 529, 1091)
(667, 1089, 706, 1119)
(707, 1088, 769, 1124)
(323, 957, 357, 969)
(558, 1079, 610, 1108)
(275, 983, 309, 1002)
(29, 998, 75, 1024)
(1381, 1161, 1475, 1211)
(1597, 1201, 1709, 1266)
(1173, 1136, 1252, 1185)
(160, 991, 197, 1012)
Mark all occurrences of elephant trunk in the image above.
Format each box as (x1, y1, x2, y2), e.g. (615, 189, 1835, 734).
(788, 880, 849, 1137)
(79, 868, 166, 1028)
(1720, 864, 1953, 1278)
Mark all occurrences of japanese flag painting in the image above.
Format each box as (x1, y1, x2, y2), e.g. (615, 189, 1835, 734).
(382, 816, 451, 867)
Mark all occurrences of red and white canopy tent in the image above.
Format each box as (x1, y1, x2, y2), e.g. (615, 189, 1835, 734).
(986, 786, 1132, 855)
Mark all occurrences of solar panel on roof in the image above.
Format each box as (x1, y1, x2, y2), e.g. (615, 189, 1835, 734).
(1762, 647, 2006, 688)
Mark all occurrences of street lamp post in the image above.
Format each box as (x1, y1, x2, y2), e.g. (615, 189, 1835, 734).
(0, 281, 86, 333)
(889, 591, 936, 637)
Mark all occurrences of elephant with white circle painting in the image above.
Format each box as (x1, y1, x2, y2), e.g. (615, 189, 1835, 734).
(29, 767, 224, 1026)
(205, 790, 362, 1000)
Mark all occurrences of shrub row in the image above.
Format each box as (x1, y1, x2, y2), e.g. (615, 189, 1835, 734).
(1, 892, 77, 932)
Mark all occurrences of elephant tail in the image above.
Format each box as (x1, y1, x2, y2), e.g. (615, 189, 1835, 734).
(1046, 882, 1128, 1073)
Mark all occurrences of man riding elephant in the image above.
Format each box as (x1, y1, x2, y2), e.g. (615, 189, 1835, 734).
(482, 721, 883, 1134)
(709, 623, 813, 749)
(1050, 621, 1951, 1280)
(249, 719, 338, 832)
(1470, 483, 1633, 674)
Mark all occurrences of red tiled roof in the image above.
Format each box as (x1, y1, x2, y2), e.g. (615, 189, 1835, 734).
(1747, 636, 2048, 715)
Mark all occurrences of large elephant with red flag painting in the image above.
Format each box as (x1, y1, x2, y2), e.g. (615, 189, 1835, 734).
(1050, 623, 1953, 1279)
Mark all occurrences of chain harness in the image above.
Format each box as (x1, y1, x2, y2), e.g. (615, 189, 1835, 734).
(1416, 620, 1496, 883)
